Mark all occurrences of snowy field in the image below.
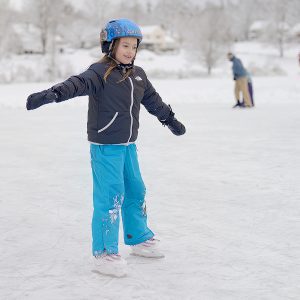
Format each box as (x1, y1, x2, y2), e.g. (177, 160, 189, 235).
(0, 73, 300, 300)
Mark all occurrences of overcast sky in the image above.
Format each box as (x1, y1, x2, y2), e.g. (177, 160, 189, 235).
(9, 0, 238, 11)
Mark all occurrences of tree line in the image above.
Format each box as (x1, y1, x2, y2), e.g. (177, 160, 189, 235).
(0, 0, 299, 76)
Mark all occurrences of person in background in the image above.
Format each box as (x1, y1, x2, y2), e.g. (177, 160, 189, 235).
(26, 19, 186, 277)
(246, 71, 254, 107)
(227, 52, 253, 108)
(241, 71, 255, 107)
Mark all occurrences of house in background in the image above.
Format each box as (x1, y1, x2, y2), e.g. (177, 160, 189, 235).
(249, 20, 293, 41)
(11, 23, 67, 55)
(140, 25, 177, 52)
(290, 23, 300, 41)
(249, 20, 269, 40)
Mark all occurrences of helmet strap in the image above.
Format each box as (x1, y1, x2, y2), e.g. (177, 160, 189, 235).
(107, 53, 134, 73)
(108, 40, 115, 54)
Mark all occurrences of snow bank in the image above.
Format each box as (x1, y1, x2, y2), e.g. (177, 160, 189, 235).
(1, 42, 299, 83)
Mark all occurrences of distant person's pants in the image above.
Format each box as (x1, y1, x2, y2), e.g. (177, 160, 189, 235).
(90, 143, 154, 256)
(235, 77, 252, 107)
(248, 82, 254, 106)
(242, 82, 255, 106)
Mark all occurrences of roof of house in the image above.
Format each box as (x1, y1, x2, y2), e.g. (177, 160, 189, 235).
(249, 20, 269, 31)
(140, 25, 164, 35)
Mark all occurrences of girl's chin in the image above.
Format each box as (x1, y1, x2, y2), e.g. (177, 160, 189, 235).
(120, 58, 132, 64)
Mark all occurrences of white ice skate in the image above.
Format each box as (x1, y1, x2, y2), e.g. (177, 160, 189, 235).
(94, 253, 127, 277)
(131, 238, 165, 258)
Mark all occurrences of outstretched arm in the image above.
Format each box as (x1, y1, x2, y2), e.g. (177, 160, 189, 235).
(141, 78, 186, 136)
(26, 67, 103, 110)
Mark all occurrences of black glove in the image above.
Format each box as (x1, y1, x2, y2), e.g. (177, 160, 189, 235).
(26, 89, 58, 110)
(160, 105, 186, 136)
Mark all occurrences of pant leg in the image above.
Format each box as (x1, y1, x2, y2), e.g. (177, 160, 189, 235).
(239, 77, 252, 107)
(248, 82, 254, 106)
(234, 80, 241, 102)
(122, 144, 154, 245)
(90, 144, 126, 256)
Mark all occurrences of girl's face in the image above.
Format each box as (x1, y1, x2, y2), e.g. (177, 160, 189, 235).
(115, 37, 138, 64)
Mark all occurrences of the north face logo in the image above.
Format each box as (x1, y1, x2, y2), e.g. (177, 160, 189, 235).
(135, 76, 142, 81)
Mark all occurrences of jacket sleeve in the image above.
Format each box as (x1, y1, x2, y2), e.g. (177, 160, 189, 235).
(141, 76, 171, 121)
(51, 66, 103, 102)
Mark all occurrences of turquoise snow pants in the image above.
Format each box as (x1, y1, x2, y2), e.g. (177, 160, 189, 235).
(90, 143, 154, 256)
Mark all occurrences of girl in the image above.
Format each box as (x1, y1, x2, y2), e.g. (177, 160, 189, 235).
(26, 19, 186, 277)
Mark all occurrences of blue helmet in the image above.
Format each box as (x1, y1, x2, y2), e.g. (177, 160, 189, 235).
(100, 19, 143, 53)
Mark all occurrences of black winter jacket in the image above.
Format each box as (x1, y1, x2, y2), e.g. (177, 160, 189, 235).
(51, 62, 171, 144)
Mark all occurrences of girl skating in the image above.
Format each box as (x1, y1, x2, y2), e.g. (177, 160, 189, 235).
(26, 19, 186, 277)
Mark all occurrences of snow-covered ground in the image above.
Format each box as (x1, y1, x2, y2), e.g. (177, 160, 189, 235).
(0, 44, 300, 299)
(1, 41, 299, 83)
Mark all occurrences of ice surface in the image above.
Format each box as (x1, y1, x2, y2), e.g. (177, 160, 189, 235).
(0, 47, 300, 299)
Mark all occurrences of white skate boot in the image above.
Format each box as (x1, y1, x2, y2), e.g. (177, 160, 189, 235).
(131, 238, 165, 258)
(94, 253, 127, 277)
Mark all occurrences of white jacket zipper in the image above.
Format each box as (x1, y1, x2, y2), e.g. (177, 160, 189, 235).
(127, 77, 134, 143)
(97, 112, 119, 133)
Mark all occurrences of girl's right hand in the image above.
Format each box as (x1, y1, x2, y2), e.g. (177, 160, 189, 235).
(160, 106, 186, 136)
(26, 90, 58, 110)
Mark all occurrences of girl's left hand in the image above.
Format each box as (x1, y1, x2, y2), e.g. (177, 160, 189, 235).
(26, 90, 58, 110)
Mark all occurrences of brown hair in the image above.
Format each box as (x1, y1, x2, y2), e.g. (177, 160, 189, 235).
(100, 39, 134, 82)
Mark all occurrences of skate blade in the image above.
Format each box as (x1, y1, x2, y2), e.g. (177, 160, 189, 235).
(130, 252, 165, 259)
(92, 269, 127, 278)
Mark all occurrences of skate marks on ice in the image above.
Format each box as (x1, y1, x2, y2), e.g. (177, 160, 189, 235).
(1, 80, 300, 300)
(126, 254, 165, 264)
(91, 269, 127, 279)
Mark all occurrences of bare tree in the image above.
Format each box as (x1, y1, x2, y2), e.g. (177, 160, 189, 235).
(0, 1, 18, 57)
(112, 0, 145, 24)
(261, 0, 291, 57)
(288, 0, 300, 25)
(230, 0, 260, 41)
(153, 0, 179, 35)
(22, 0, 73, 79)
(188, 4, 233, 75)
(83, 0, 110, 28)
(23, 0, 70, 54)
(174, 1, 201, 45)
(147, 0, 201, 49)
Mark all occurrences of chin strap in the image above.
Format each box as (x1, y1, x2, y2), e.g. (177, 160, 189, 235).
(107, 53, 134, 74)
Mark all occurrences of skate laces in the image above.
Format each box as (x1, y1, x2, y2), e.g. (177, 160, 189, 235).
(130, 238, 164, 258)
(135, 238, 159, 248)
(95, 253, 122, 262)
